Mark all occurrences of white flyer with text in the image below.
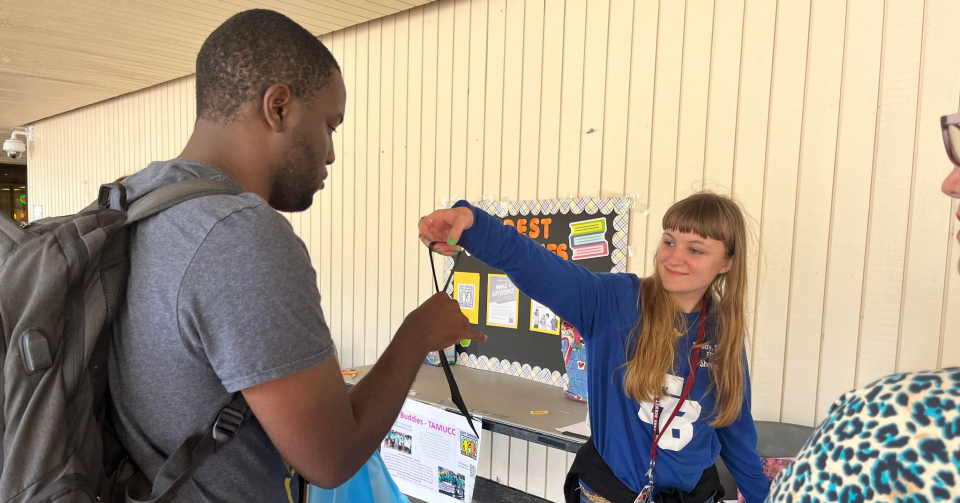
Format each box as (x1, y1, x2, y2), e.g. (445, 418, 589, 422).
(380, 399, 482, 503)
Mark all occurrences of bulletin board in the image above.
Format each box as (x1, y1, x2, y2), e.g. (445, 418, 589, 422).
(446, 197, 632, 388)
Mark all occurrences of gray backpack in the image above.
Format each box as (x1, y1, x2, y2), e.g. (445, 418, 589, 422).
(0, 179, 247, 503)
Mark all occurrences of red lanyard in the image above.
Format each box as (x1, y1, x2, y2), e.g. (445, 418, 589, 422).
(645, 299, 708, 485)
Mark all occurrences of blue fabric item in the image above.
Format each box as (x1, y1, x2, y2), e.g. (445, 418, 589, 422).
(454, 201, 770, 502)
(561, 322, 589, 402)
(308, 451, 410, 503)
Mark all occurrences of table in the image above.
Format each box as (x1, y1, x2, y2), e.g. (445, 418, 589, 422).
(343, 364, 589, 454)
(341, 364, 814, 502)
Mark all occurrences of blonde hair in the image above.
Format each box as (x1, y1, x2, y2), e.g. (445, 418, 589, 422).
(623, 192, 749, 427)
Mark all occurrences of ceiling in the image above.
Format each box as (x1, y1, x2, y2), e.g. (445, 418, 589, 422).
(0, 0, 431, 130)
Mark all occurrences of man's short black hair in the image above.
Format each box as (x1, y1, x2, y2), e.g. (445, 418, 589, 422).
(195, 9, 341, 123)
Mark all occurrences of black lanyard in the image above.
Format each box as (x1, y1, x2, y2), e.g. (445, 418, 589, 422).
(637, 299, 708, 503)
(426, 242, 479, 438)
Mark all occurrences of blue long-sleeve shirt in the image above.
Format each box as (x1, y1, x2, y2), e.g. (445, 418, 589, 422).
(454, 200, 770, 502)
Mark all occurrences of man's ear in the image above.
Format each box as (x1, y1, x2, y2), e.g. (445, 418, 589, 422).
(262, 83, 293, 132)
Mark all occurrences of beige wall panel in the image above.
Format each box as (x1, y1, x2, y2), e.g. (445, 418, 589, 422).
(556, 0, 587, 200)
(342, 27, 359, 367)
(500, 0, 524, 200)
(537, 1, 564, 200)
(675, 0, 714, 199)
(624, 0, 660, 277)
(483, 0, 507, 198)
(406, 9, 427, 318)
(490, 432, 510, 485)
(599, 0, 633, 200)
(702, 0, 744, 193)
(545, 446, 569, 502)
(577, 0, 610, 199)
(780, 0, 846, 426)
(508, 437, 528, 491)
(644, 1, 685, 274)
(816, 0, 883, 423)
(322, 32, 341, 361)
(858, 0, 924, 387)
(750, 0, 810, 422)
(467, 0, 489, 201)
(392, 14, 413, 345)
(450, 0, 472, 202)
(353, 23, 371, 367)
(436, 0, 455, 201)
(419, 3, 441, 306)
(379, 17, 398, 359)
(733, 0, 777, 372)
(518, 0, 544, 202)
(364, 20, 382, 365)
(477, 429, 493, 479)
(526, 443, 547, 498)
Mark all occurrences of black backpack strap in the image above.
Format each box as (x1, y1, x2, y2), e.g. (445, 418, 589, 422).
(125, 393, 249, 503)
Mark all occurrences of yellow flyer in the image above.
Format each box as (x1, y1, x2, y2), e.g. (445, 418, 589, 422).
(453, 272, 480, 324)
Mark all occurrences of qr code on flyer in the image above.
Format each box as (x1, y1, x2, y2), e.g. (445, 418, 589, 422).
(457, 284, 476, 310)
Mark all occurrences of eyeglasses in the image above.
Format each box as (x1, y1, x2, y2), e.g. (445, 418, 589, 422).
(940, 113, 960, 166)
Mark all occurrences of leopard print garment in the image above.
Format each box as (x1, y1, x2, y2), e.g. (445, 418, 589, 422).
(767, 368, 960, 503)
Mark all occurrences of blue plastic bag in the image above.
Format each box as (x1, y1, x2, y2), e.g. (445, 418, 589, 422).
(308, 450, 410, 503)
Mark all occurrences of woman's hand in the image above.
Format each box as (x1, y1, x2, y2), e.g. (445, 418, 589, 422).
(418, 207, 475, 256)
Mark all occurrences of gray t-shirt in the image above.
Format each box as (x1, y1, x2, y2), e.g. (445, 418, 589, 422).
(108, 159, 337, 503)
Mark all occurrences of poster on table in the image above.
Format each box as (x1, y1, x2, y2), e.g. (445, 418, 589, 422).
(380, 399, 482, 503)
(447, 197, 632, 389)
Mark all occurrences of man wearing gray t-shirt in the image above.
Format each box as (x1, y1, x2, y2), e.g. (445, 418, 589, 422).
(108, 10, 484, 503)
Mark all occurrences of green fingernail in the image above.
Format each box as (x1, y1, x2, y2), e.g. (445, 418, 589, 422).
(454, 249, 460, 256)
(447, 238, 456, 245)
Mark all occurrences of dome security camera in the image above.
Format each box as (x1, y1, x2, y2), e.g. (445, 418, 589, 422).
(3, 138, 25, 159)
(4, 128, 33, 160)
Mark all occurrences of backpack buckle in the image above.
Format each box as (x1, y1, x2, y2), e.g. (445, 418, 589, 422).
(98, 183, 128, 211)
(212, 405, 245, 443)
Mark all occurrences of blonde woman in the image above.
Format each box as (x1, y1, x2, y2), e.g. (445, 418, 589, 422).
(420, 193, 769, 503)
